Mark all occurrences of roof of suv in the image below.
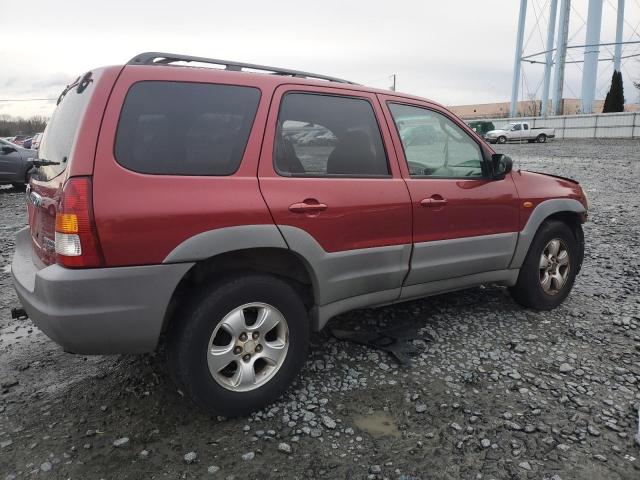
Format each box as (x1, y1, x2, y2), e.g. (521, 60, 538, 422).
(122, 52, 435, 105)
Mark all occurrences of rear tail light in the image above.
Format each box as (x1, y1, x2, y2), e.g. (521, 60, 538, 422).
(55, 177, 104, 268)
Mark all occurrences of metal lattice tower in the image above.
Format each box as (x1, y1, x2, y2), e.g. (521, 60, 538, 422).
(510, 0, 639, 117)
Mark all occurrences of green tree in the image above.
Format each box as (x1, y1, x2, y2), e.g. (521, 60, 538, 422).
(602, 70, 625, 113)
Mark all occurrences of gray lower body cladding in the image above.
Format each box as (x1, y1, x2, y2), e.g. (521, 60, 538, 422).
(278, 227, 521, 330)
(11, 227, 193, 354)
(10, 197, 585, 353)
(405, 232, 518, 285)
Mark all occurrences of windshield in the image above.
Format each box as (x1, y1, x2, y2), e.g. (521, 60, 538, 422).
(499, 123, 513, 131)
(36, 72, 94, 181)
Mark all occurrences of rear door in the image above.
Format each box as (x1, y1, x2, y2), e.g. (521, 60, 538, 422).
(380, 96, 520, 286)
(27, 80, 95, 265)
(258, 85, 412, 306)
(26, 67, 121, 266)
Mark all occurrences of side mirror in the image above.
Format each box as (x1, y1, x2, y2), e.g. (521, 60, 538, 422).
(1, 146, 17, 154)
(491, 153, 513, 179)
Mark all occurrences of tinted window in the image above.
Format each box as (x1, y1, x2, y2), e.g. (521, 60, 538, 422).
(115, 81, 260, 175)
(388, 103, 484, 178)
(275, 93, 389, 176)
(513, 124, 522, 131)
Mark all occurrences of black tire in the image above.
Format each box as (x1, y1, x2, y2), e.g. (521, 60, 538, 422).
(168, 273, 310, 417)
(497, 136, 507, 144)
(12, 172, 31, 190)
(536, 133, 547, 143)
(510, 220, 580, 310)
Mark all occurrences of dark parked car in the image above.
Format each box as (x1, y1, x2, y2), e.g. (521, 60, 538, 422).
(0, 138, 34, 188)
(468, 120, 495, 138)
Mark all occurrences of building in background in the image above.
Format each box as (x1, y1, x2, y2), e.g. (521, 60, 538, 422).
(450, 99, 639, 120)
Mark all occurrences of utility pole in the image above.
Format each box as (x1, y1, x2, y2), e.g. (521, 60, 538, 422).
(552, 0, 571, 116)
(580, 0, 604, 114)
(390, 74, 396, 91)
(510, 0, 528, 118)
(540, 0, 558, 117)
(613, 0, 625, 72)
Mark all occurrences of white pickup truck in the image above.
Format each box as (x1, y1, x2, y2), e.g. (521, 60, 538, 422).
(485, 122, 555, 144)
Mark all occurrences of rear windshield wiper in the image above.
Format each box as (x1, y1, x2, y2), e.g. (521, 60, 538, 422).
(28, 158, 61, 168)
(56, 71, 93, 105)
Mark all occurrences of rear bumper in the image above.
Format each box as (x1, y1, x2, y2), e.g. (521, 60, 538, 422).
(11, 227, 193, 354)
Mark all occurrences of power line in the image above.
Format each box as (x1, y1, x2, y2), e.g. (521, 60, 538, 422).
(0, 98, 56, 102)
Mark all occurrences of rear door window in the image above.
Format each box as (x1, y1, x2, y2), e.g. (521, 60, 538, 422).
(275, 93, 389, 177)
(115, 81, 260, 175)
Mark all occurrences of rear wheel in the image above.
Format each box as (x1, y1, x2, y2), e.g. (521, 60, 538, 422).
(497, 136, 507, 144)
(536, 133, 547, 143)
(510, 220, 579, 310)
(169, 273, 310, 417)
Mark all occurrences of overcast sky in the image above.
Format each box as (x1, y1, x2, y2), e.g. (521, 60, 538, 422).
(1, 0, 639, 118)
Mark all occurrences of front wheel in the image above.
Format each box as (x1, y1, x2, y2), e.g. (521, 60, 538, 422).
(169, 273, 310, 417)
(510, 220, 580, 310)
(497, 136, 507, 144)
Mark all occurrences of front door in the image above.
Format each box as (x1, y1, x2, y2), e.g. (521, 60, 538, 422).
(258, 86, 413, 306)
(380, 97, 520, 286)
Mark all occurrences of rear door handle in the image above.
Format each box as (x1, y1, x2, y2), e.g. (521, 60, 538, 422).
(420, 195, 447, 207)
(289, 200, 328, 214)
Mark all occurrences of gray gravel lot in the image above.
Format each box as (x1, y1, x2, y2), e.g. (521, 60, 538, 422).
(1, 139, 639, 480)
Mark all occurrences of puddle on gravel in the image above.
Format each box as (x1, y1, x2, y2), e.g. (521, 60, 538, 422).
(352, 411, 400, 438)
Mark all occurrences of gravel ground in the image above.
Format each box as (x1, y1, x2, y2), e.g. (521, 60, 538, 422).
(1, 139, 639, 480)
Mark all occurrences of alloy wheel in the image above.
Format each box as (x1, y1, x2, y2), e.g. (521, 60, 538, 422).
(539, 238, 570, 295)
(206, 302, 289, 392)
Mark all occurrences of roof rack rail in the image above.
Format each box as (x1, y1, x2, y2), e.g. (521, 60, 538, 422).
(127, 52, 357, 85)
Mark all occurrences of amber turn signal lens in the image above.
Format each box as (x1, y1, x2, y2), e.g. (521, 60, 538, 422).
(55, 213, 79, 233)
(523, 201, 534, 208)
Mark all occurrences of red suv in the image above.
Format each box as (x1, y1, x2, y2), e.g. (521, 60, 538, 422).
(12, 52, 587, 416)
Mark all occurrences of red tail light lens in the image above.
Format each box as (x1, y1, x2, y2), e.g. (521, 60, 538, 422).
(55, 177, 104, 268)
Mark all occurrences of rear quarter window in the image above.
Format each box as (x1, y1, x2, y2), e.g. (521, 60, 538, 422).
(114, 81, 260, 176)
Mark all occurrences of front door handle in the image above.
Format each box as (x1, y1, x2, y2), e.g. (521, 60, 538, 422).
(420, 195, 447, 207)
(289, 199, 328, 214)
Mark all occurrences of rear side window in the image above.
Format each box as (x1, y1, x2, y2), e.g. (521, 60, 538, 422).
(275, 93, 389, 177)
(115, 81, 260, 175)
